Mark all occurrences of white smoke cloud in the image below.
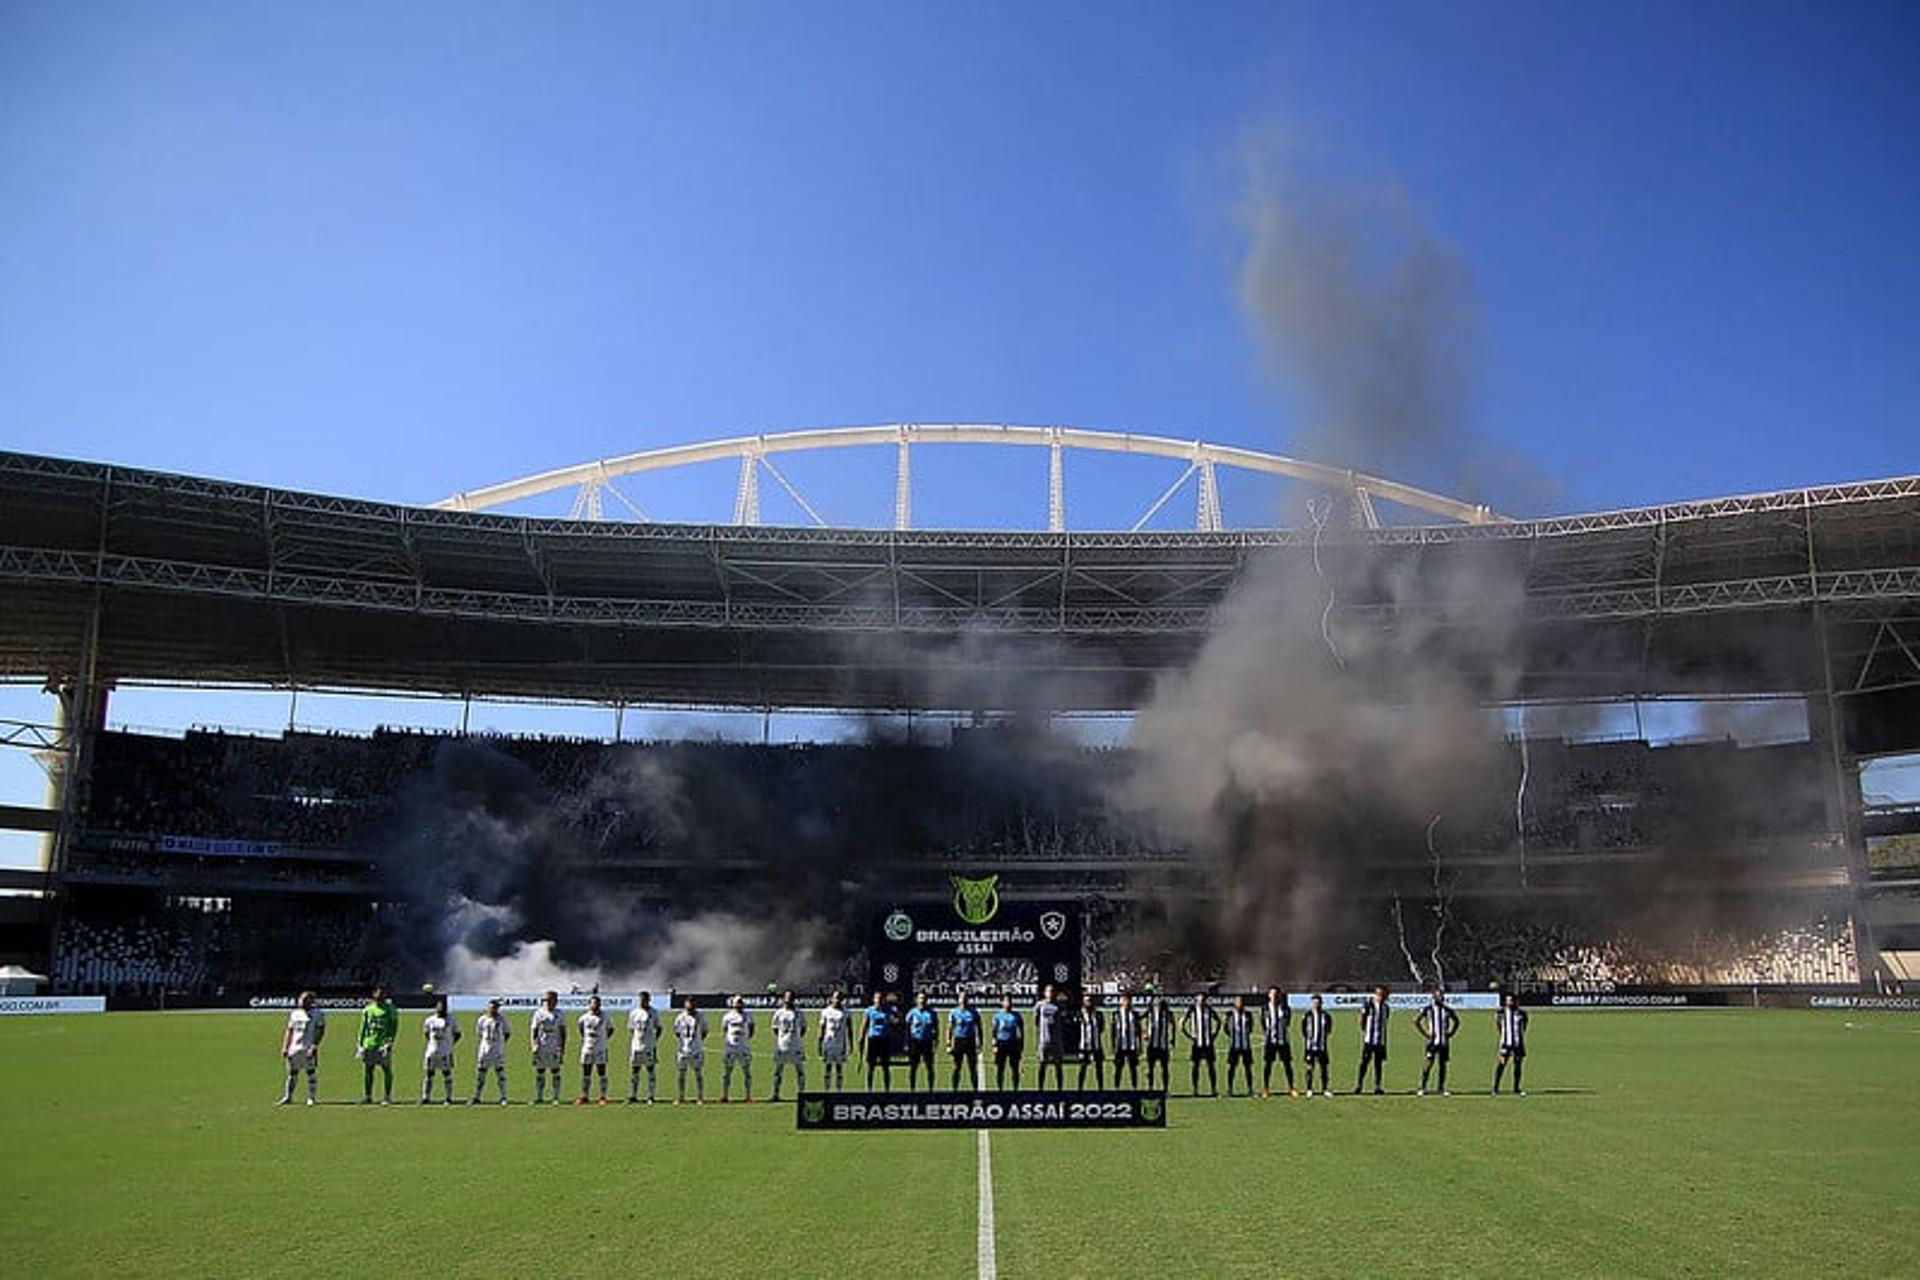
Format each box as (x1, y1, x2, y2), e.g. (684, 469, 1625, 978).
(440, 909, 838, 995)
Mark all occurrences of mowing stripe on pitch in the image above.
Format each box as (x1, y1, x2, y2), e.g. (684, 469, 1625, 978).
(977, 1128, 997, 1280)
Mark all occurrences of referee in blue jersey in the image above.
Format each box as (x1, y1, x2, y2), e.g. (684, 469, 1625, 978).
(948, 990, 983, 1091)
(904, 992, 939, 1092)
(862, 990, 893, 1091)
(991, 994, 1024, 1089)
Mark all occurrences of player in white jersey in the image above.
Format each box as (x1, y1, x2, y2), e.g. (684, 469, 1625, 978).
(626, 990, 663, 1104)
(720, 995, 755, 1103)
(816, 990, 851, 1092)
(470, 998, 511, 1105)
(769, 989, 806, 1101)
(277, 990, 326, 1106)
(577, 994, 612, 1105)
(420, 996, 462, 1104)
(530, 990, 567, 1104)
(673, 996, 708, 1104)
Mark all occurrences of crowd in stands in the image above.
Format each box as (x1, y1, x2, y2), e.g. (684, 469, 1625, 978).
(55, 901, 384, 997)
(56, 911, 216, 996)
(82, 727, 1834, 863)
(1512, 915, 1860, 989)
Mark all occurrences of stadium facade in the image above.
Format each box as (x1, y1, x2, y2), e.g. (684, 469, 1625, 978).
(1, 443, 1917, 996)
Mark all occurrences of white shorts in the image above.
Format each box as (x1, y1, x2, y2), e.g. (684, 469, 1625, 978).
(476, 1049, 505, 1070)
(424, 1051, 453, 1072)
(532, 1048, 563, 1070)
(285, 1050, 317, 1072)
(581, 1047, 608, 1067)
(630, 1048, 657, 1067)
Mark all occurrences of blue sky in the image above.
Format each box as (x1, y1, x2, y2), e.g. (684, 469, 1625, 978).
(1, 4, 1916, 861)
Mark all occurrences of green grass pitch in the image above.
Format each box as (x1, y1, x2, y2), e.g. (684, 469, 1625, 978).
(1, 1009, 1915, 1277)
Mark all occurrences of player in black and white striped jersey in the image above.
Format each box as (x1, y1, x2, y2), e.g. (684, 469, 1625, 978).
(1299, 993, 1334, 1097)
(1034, 985, 1067, 1091)
(1075, 992, 1106, 1090)
(1181, 994, 1220, 1097)
(1414, 988, 1461, 1096)
(1223, 994, 1255, 1097)
(1143, 996, 1175, 1091)
(1260, 986, 1296, 1098)
(1355, 985, 1390, 1095)
(1109, 992, 1143, 1088)
(1492, 992, 1529, 1096)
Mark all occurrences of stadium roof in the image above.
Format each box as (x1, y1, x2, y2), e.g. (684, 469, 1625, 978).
(2, 449, 1918, 712)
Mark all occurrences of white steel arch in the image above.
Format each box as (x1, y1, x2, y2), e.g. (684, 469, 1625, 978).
(433, 424, 1506, 529)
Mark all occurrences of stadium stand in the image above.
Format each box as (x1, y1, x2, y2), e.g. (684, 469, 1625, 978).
(53, 726, 1862, 996)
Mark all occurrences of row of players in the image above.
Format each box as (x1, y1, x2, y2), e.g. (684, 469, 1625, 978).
(277, 983, 1534, 1106)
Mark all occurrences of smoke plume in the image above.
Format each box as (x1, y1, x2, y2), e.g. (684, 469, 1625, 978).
(1118, 153, 1535, 982)
(1112, 151, 1827, 987)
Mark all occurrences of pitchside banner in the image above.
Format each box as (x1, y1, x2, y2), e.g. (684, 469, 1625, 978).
(0, 996, 105, 1016)
(797, 1089, 1167, 1131)
(1316, 992, 1499, 1012)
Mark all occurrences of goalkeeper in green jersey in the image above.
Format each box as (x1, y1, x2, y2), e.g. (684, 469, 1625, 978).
(356, 986, 400, 1105)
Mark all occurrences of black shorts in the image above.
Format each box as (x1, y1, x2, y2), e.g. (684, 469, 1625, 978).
(907, 1039, 935, 1067)
(864, 1038, 890, 1065)
(1360, 1043, 1387, 1063)
(1304, 1049, 1329, 1066)
(1424, 1043, 1449, 1062)
(1499, 1046, 1526, 1060)
(1146, 1046, 1170, 1065)
(1078, 1048, 1104, 1064)
(1190, 1045, 1216, 1063)
(994, 1042, 1022, 1065)
(1264, 1042, 1292, 1064)
(1041, 1042, 1066, 1063)
(951, 1037, 979, 1060)
(1113, 1048, 1140, 1066)
(1226, 1047, 1253, 1068)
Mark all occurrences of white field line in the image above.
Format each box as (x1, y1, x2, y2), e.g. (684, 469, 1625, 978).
(977, 1127, 998, 1280)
